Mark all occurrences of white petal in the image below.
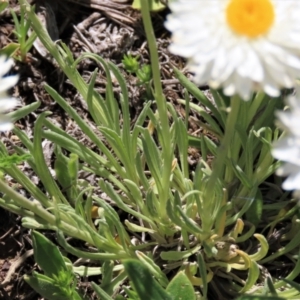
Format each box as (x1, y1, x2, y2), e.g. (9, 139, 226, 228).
(282, 169, 300, 190)
(0, 56, 19, 131)
(0, 57, 14, 78)
(272, 88, 300, 193)
(0, 97, 18, 112)
(0, 114, 14, 131)
(0, 76, 19, 92)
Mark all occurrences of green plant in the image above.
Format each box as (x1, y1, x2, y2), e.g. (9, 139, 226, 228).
(24, 231, 83, 300)
(122, 54, 152, 99)
(132, 0, 166, 11)
(122, 54, 140, 74)
(92, 259, 196, 300)
(8, 3, 37, 61)
(0, 0, 8, 13)
(0, 0, 300, 299)
(0, 153, 31, 168)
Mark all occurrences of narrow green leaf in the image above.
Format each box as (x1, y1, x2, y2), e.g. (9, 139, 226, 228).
(259, 228, 300, 264)
(176, 118, 189, 178)
(24, 31, 37, 53)
(108, 62, 131, 156)
(282, 279, 300, 292)
(230, 161, 253, 189)
(101, 261, 114, 289)
(0, 42, 19, 57)
(93, 192, 131, 250)
(123, 287, 139, 299)
(203, 135, 218, 156)
(135, 251, 169, 287)
(91, 282, 114, 300)
(68, 153, 79, 183)
(249, 234, 269, 262)
(145, 188, 159, 220)
(197, 253, 208, 298)
(209, 89, 227, 127)
(123, 179, 146, 212)
(43, 84, 119, 171)
(173, 67, 221, 119)
(9, 101, 40, 121)
(140, 128, 163, 193)
(187, 134, 201, 149)
(176, 205, 203, 234)
(2, 147, 51, 208)
(43, 120, 126, 183)
(225, 187, 256, 226)
(134, 153, 150, 190)
(104, 61, 120, 134)
(97, 181, 156, 227)
(56, 231, 127, 260)
(54, 146, 72, 190)
(160, 245, 201, 261)
(266, 277, 278, 297)
(125, 220, 155, 233)
(100, 127, 136, 181)
(198, 110, 224, 137)
(33, 112, 68, 204)
(131, 102, 152, 150)
(24, 273, 70, 300)
(238, 261, 260, 293)
(245, 189, 263, 227)
(123, 259, 172, 300)
(86, 69, 108, 126)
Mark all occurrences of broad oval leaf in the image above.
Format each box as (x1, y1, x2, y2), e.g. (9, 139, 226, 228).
(166, 271, 196, 300)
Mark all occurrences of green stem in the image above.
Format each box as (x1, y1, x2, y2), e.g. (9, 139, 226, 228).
(0, 198, 35, 218)
(0, 179, 95, 244)
(206, 95, 241, 200)
(57, 231, 130, 260)
(140, 0, 172, 218)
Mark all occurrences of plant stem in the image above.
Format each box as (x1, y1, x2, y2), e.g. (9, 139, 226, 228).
(140, 0, 172, 218)
(206, 95, 241, 202)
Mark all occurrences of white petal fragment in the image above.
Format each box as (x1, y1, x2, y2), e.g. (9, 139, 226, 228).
(272, 88, 300, 194)
(0, 56, 18, 131)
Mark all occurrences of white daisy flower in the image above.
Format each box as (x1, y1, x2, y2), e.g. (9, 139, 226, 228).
(165, 0, 300, 100)
(272, 88, 300, 193)
(0, 56, 18, 131)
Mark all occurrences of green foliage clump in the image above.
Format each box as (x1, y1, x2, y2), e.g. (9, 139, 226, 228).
(0, 1, 299, 300)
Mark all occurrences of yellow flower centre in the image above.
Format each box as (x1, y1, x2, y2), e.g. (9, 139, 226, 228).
(226, 0, 275, 38)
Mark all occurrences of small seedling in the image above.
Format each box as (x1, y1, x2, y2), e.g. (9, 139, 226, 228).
(10, 4, 37, 62)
